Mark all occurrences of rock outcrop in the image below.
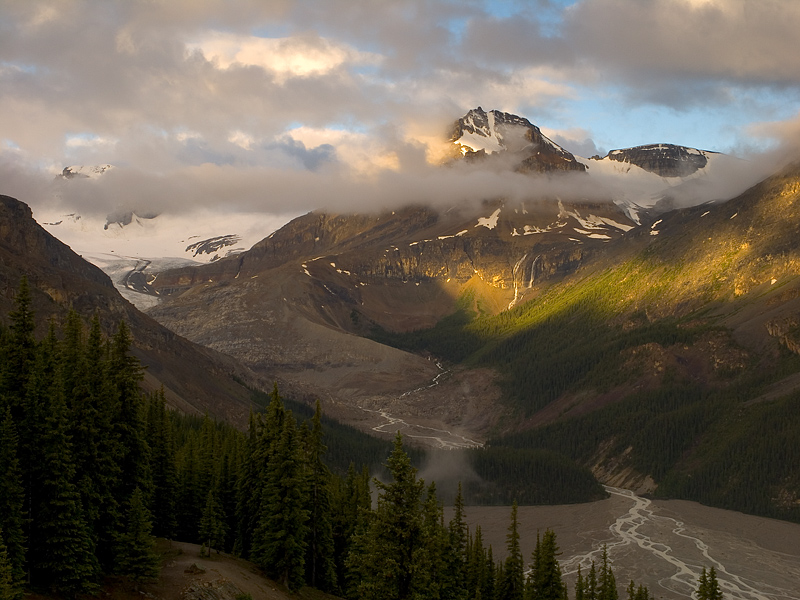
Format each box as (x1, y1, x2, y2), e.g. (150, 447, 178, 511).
(605, 143, 712, 177)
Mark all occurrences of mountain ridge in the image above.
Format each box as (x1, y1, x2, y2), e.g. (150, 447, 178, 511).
(0, 193, 263, 426)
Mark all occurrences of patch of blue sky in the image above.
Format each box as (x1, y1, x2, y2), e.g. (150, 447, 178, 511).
(484, 0, 575, 35)
(554, 85, 800, 156)
(0, 60, 41, 75)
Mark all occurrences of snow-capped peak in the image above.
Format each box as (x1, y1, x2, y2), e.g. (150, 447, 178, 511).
(59, 164, 114, 179)
(452, 107, 568, 156)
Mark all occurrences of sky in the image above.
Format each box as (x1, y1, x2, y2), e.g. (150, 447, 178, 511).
(2, 0, 800, 220)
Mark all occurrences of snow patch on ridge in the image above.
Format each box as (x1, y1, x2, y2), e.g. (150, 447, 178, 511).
(475, 208, 501, 230)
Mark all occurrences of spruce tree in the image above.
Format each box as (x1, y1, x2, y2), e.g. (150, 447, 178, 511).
(84, 313, 123, 569)
(348, 433, 424, 600)
(696, 566, 723, 600)
(0, 409, 26, 595)
(29, 372, 99, 597)
(110, 321, 151, 505)
(2, 277, 36, 417)
(147, 389, 178, 539)
(498, 501, 524, 600)
(598, 545, 617, 600)
(116, 487, 160, 585)
(576, 565, 586, 600)
(587, 561, 598, 600)
(412, 482, 446, 600)
(235, 411, 262, 558)
(337, 463, 372, 598)
(526, 529, 564, 600)
(176, 437, 202, 542)
(303, 400, 337, 591)
(252, 411, 309, 590)
(198, 490, 227, 556)
(484, 545, 496, 600)
(446, 481, 468, 599)
(0, 533, 16, 600)
(468, 526, 487, 599)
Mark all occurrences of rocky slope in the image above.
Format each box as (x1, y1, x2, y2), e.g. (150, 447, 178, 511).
(141, 195, 640, 442)
(0, 194, 260, 425)
(602, 143, 713, 177)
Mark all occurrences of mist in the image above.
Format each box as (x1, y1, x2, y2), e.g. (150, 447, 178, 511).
(8, 139, 787, 231)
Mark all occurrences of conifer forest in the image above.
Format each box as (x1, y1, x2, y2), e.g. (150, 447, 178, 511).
(0, 279, 720, 599)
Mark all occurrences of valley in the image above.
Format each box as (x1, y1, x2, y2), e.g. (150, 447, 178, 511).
(5, 0, 800, 596)
(35, 108, 800, 527)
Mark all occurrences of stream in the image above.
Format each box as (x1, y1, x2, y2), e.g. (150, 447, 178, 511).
(358, 362, 484, 449)
(560, 487, 800, 600)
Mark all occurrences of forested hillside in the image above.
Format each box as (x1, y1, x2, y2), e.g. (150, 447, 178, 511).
(0, 278, 608, 599)
(372, 164, 800, 523)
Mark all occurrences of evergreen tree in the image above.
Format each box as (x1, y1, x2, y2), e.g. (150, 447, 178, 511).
(467, 525, 487, 600)
(336, 463, 372, 598)
(526, 529, 564, 600)
(198, 489, 227, 556)
(598, 546, 617, 600)
(0, 533, 16, 600)
(83, 314, 123, 569)
(252, 411, 309, 590)
(412, 482, 446, 600)
(29, 362, 99, 598)
(484, 545, 496, 600)
(2, 278, 36, 416)
(348, 433, 424, 600)
(235, 411, 262, 558)
(217, 435, 241, 552)
(116, 487, 160, 585)
(446, 482, 468, 599)
(236, 386, 284, 559)
(586, 562, 598, 600)
(498, 501, 524, 600)
(696, 566, 723, 600)
(303, 400, 337, 592)
(576, 565, 586, 600)
(147, 389, 178, 539)
(0, 409, 25, 595)
(176, 437, 202, 541)
(109, 321, 151, 505)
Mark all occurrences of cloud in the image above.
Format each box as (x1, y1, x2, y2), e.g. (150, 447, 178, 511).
(186, 31, 382, 82)
(1, 0, 799, 223)
(562, 0, 800, 88)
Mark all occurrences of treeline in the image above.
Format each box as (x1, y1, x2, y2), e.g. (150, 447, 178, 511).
(0, 278, 606, 598)
(0, 278, 164, 597)
(492, 362, 800, 523)
(0, 273, 726, 600)
(334, 433, 659, 600)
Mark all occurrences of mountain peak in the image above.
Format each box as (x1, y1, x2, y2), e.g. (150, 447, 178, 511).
(450, 107, 586, 173)
(601, 143, 716, 178)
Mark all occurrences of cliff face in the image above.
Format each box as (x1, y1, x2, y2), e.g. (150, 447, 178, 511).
(605, 144, 711, 177)
(150, 198, 635, 304)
